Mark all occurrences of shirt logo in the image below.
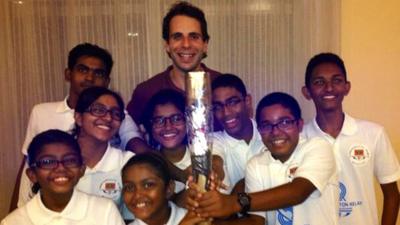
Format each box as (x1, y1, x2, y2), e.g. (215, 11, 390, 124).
(286, 164, 298, 179)
(277, 207, 293, 225)
(349, 145, 370, 166)
(339, 182, 362, 217)
(100, 179, 121, 200)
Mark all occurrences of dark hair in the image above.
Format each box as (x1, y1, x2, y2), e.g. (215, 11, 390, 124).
(27, 129, 82, 193)
(162, 1, 209, 42)
(305, 52, 347, 88)
(256, 92, 302, 123)
(122, 152, 171, 186)
(74, 87, 125, 135)
(211, 73, 247, 97)
(143, 89, 186, 148)
(67, 43, 114, 76)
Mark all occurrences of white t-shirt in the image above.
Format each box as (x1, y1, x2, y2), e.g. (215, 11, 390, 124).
(212, 119, 264, 192)
(21, 97, 142, 154)
(302, 114, 400, 225)
(18, 144, 135, 219)
(1, 189, 125, 225)
(128, 201, 187, 225)
(246, 137, 339, 225)
(172, 149, 191, 193)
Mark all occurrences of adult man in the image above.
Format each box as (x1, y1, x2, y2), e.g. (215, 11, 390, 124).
(13, 43, 146, 208)
(126, 1, 220, 127)
(211, 74, 264, 193)
(301, 53, 400, 225)
(190, 92, 338, 225)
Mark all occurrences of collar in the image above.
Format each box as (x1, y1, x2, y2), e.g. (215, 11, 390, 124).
(312, 113, 357, 137)
(87, 144, 121, 173)
(222, 119, 260, 146)
(27, 190, 88, 225)
(56, 96, 74, 113)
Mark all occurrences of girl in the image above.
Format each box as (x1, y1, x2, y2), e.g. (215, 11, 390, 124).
(122, 153, 205, 225)
(1, 129, 125, 225)
(73, 86, 134, 219)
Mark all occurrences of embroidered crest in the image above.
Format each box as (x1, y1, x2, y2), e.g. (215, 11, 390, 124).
(286, 164, 298, 179)
(349, 145, 370, 165)
(100, 179, 121, 200)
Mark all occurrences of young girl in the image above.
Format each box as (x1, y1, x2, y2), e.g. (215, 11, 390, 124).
(1, 129, 125, 225)
(143, 89, 227, 195)
(143, 89, 190, 193)
(122, 153, 206, 225)
(73, 86, 134, 219)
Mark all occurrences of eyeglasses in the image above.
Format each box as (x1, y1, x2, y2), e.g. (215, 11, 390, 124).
(212, 97, 243, 112)
(258, 119, 298, 134)
(86, 103, 125, 121)
(74, 64, 108, 78)
(31, 156, 82, 170)
(150, 114, 185, 128)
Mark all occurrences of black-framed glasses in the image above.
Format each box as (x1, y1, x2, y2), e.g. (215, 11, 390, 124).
(85, 103, 125, 121)
(74, 64, 108, 78)
(150, 113, 185, 128)
(258, 119, 298, 134)
(212, 97, 243, 112)
(31, 155, 82, 170)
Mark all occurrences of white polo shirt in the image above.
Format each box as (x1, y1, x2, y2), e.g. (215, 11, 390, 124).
(1, 189, 125, 225)
(302, 114, 400, 225)
(76, 144, 134, 219)
(128, 201, 187, 225)
(212, 119, 265, 192)
(21, 97, 142, 154)
(246, 137, 339, 225)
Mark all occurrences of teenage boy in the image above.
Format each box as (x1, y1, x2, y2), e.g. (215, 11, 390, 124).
(189, 92, 338, 225)
(211, 74, 264, 193)
(127, 1, 220, 128)
(14, 43, 147, 208)
(301, 52, 400, 225)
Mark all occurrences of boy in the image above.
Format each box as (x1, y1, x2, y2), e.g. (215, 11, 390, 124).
(211, 74, 264, 193)
(301, 52, 400, 225)
(190, 92, 338, 225)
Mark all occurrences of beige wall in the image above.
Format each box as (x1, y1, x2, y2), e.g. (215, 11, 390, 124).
(342, 0, 400, 223)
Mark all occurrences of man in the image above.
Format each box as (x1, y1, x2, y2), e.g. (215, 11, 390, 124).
(13, 43, 147, 208)
(190, 92, 338, 225)
(211, 74, 264, 193)
(126, 1, 220, 128)
(301, 52, 400, 225)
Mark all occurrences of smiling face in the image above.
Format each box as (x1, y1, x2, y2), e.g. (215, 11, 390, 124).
(123, 163, 173, 225)
(26, 143, 85, 199)
(302, 62, 350, 113)
(212, 86, 252, 139)
(165, 15, 208, 73)
(258, 104, 303, 162)
(151, 103, 186, 150)
(75, 94, 122, 143)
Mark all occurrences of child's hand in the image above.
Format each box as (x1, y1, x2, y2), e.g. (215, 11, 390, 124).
(194, 190, 238, 218)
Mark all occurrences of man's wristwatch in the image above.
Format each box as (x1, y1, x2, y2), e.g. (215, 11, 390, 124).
(237, 192, 251, 214)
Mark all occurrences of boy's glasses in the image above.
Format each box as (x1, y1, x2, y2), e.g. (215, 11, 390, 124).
(31, 156, 82, 170)
(258, 119, 298, 134)
(150, 114, 185, 128)
(212, 97, 243, 112)
(85, 103, 125, 121)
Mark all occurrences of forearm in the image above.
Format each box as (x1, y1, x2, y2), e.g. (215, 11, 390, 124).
(249, 177, 315, 212)
(381, 182, 400, 225)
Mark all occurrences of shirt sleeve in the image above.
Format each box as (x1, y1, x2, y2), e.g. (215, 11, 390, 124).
(118, 112, 143, 149)
(21, 106, 39, 155)
(245, 155, 268, 219)
(294, 138, 336, 194)
(373, 127, 400, 184)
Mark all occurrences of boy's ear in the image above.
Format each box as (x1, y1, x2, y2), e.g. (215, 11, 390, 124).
(64, 68, 72, 82)
(26, 167, 38, 184)
(245, 94, 254, 118)
(344, 81, 351, 96)
(166, 180, 175, 199)
(301, 86, 312, 100)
